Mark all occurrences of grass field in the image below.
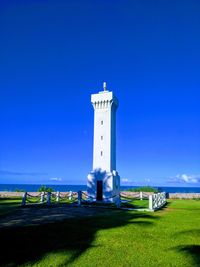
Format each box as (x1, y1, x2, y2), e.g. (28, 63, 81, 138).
(0, 198, 200, 267)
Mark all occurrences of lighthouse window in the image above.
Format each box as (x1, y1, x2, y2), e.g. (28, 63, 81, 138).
(101, 151, 103, 156)
(101, 136, 103, 140)
(101, 120, 103, 125)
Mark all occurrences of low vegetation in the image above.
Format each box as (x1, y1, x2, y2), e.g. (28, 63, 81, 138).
(0, 198, 200, 266)
(38, 185, 54, 193)
(126, 186, 158, 192)
(15, 188, 25, 192)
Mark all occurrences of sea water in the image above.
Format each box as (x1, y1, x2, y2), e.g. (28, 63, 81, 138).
(0, 184, 200, 193)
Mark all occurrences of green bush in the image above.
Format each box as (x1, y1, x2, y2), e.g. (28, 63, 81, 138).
(38, 185, 54, 193)
(126, 186, 158, 193)
(15, 188, 25, 192)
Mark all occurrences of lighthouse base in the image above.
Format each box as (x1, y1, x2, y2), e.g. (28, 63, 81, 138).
(87, 169, 120, 203)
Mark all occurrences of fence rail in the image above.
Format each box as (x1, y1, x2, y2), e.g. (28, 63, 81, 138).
(21, 191, 78, 206)
(120, 191, 149, 200)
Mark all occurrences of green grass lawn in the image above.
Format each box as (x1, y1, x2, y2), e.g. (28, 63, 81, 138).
(121, 199, 149, 209)
(0, 199, 200, 267)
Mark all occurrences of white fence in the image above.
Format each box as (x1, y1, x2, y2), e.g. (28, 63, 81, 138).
(149, 192, 166, 211)
(21, 191, 76, 206)
(21, 191, 167, 211)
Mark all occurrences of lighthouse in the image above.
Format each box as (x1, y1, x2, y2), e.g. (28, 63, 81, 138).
(87, 82, 120, 202)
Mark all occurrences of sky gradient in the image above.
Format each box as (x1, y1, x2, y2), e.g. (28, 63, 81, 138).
(0, 0, 200, 186)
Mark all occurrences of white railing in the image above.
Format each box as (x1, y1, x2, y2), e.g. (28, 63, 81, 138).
(149, 192, 166, 211)
(21, 191, 77, 206)
(21, 191, 166, 211)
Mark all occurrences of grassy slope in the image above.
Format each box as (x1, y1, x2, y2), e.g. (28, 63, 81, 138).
(0, 200, 200, 267)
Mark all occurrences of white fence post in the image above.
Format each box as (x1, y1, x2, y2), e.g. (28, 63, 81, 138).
(69, 191, 72, 201)
(157, 193, 161, 206)
(56, 191, 60, 202)
(21, 192, 27, 206)
(116, 195, 121, 208)
(164, 192, 166, 203)
(149, 194, 154, 211)
(78, 191, 82, 206)
(140, 191, 143, 200)
(47, 192, 51, 206)
(40, 192, 45, 203)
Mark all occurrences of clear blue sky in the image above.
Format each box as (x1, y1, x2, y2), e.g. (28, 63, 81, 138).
(0, 0, 200, 186)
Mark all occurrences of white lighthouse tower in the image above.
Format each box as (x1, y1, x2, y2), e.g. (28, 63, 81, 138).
(87, 82, 120, 201)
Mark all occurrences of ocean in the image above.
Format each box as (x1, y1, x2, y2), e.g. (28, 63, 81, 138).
(0, 184, 200, 193)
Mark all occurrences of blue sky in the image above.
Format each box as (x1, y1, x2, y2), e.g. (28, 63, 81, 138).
(0, 0, 200, 186)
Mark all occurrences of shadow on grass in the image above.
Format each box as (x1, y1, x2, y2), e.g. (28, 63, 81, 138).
(173, 229, 200, 237)
(0, 209, 158, 266)
(175, 245, 200, 267)
(0, 200, 21, 218)
(172, 229, 200, 267)
(156, 201, 170, 211)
